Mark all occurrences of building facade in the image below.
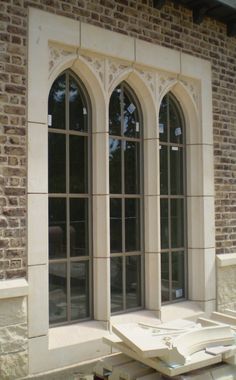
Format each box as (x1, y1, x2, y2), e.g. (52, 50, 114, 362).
(0, 0, 236, 378)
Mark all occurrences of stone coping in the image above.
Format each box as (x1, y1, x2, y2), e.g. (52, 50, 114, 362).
(217, 253, 236, 267)
(0, 278, 28, 299)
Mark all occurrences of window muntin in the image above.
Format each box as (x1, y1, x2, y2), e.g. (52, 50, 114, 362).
(48, 71, 91, 326)
(109, 83, 143, 314)
(159, 93, 187, 303)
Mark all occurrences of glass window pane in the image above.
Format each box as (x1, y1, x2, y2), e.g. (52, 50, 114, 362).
(110, 198, 122, 253)
(69, 75, 87, 132)
(172, 251, 185, 300)
(160, 145, 168, 195)
(70, 198, 88, 257)
(49, 198, 66, 259)
(161, 199, 169, 249)
(171, 199, 184, 248)
(125, 141, 140, 194)
(126, 255, 141, 309)
(69, 135, 88, 193)
(48, 74, 66, 130)
(111, 257, 123, 313)
(48, 132, 66, 193)
(109, 86, 121, 136)
(109, 138, 122, 194)
(123, 89, 140, 138)
(49, 263, 67, 324)
(169, 97, 183, 144)
(71, 261, 89, 320)
(125, 199, 140, 252)
(170, 147, 183, 195)
(159, 95, 167, 142)
(161, 253, 169, 302)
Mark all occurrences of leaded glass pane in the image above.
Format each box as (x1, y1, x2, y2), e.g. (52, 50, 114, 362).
(125, 141, 140, 194)
(170, 146, 183, 195)
(49, 263, 67, 324)
(109, 86, 121, 136)
(70, 198, 88, 257)
(111, 257, 123, 313)
(160, 145, 168, 195)
(161, 253, 169, 302)
(69, 135, 88, 193)
(161, 199, 169, 249)
(109, 138, 122, 194)
(126, 255, 141, 309)
(69, 75, 87, 132)
(123, 89, 139, 138)
(49, 198, 66, 259)
(171, 199, 184, 248)
(71, 261, 89, 320)
(48, 132, 66, 193)
(48, 73, 66, 130)
(125, 199, 140, 252)
(110, 198, 122, 253)
(172, 251, 185, 300)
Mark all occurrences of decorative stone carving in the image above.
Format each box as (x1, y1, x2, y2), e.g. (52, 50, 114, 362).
(135, 68, 155, 98)
(180, 78, 200, 111)
(108, 59, 131, 91)
(80, 54, 105, 86)
(49, 45, 76, 73)
(158, 73, 177, 100)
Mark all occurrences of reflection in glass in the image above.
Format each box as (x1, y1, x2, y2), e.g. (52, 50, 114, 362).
(169, 97, 183, 144)
(126, 255, 141, 309)
(49, 263, 67, 324)
(48, 73, 66, 130)
(125, 199, 140, 252)
(48, 133, 66, 193)
(69, 135, 88, 193)
(49, 198, 66, 259)
(109, 138, 122, 194)
(171, 199, 184, 248)
(70, 198, 88, 257)
(161, 253, 169, 302)
(69, 75, 87, 132)
(123, 90, 139, 138)
(170, 147, 183, 195)
(159, 95, 167, 142)
(111, 257, 123, 313)
(160, 145, 168, 195)
(71, 261, 89, 320)
(160, 199, 169, 249)
(172, 251, 185, 300)
(110, 199, 122, 253)
(125, 141, 140, 194)
(109, 86, 121, 136)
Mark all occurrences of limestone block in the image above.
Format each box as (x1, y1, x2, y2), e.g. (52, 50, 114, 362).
(217, 266, 236, 310)
(0, 323, 27, 354)
(0, 297, 27, 327)
(0, 350, 28, 380)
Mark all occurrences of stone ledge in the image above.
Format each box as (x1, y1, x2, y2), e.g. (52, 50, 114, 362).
(217, 253, 236, 267)
(0, 279, 28, 299)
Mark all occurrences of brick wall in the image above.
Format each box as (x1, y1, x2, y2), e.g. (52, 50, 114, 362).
(0, 0, 236, 279)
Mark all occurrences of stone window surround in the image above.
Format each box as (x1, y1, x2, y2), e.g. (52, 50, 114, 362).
(26, 7, 215, 375)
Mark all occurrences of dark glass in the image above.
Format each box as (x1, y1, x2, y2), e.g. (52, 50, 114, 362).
(159, 95, 167, 142)
(125, 141, 140, 194)
(170, 147, 183, 195)
(69, 135, 88, 193)
(109, 138, 122, 194)
(123, 89, 139, 138)
(70, 198, 88, 257)
(49, 198, 66, 259)
(169, 97, 183, 144)
(109, 86, 121, 136)
(49, 263, 67, 324)
(161, 253, 169, 302)
(48, 74, 66, 130)
(48, 133, 66, 193)
(125, 199, 140, 252)
(110, 198, 122, 253)
(160, 145, 168, 195)
(160, 199, 169, 249)
(126, 255, 141, 309)
(71, 261, 89, 320)
(111, 256, 123, 313)
(69, 75, 87, 132)
(171, 199, 184, 248)
(172, 251, 185, 300)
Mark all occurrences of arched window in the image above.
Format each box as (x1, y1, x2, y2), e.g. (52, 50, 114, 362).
(159, 93, 187, 303)
(109, 82, 143, 313)
(48, 71, 92, 325)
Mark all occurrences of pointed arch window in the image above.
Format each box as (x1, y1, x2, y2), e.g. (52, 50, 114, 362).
(159, 93, 187, 303)
(109, 82, 144, 314)
(48, 71, 92, 325)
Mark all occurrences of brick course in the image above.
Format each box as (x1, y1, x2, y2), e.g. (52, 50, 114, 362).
(0, 0, 236, 278)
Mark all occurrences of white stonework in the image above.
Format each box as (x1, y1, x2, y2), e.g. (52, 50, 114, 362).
(217, 254, 236, 312)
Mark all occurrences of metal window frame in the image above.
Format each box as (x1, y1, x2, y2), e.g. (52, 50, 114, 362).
(109, 82, 144, 315)
(160, 93, 188, 304)
(48, 70, 93, 327)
